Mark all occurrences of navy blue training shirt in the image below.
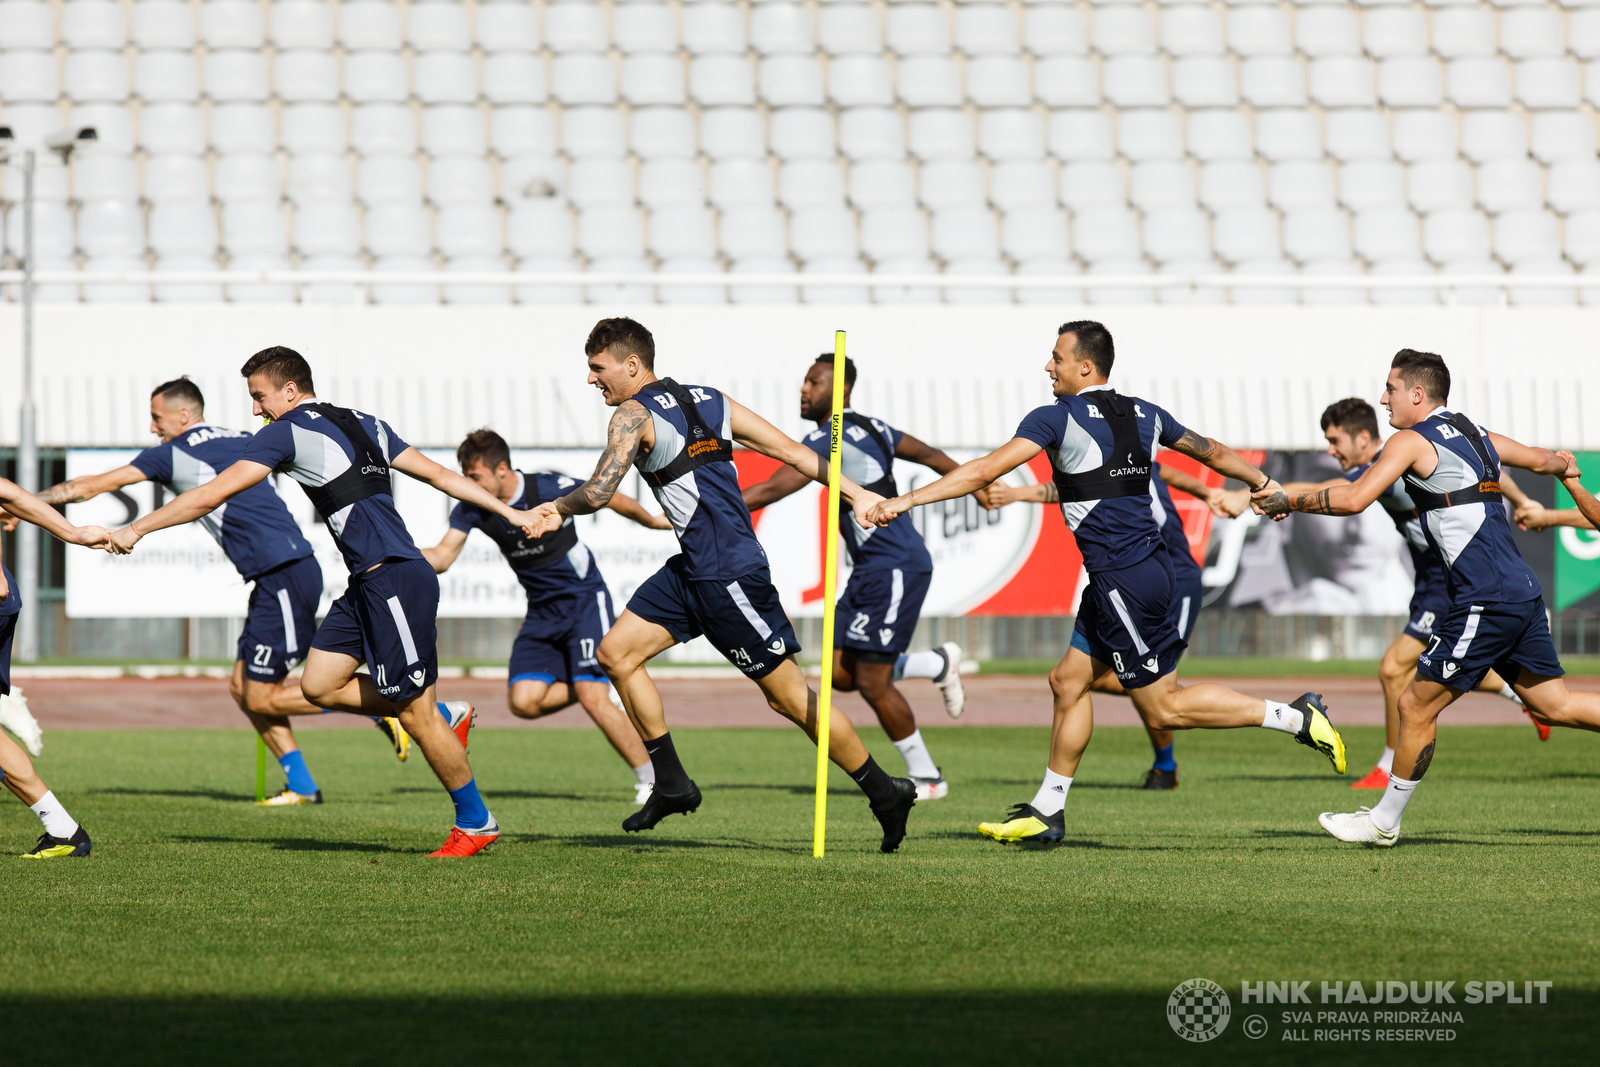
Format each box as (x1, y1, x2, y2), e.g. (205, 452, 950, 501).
(130, 423, 313, 581)
(1014, 386, 1188, 573)
(241, 403, 422, 575)
(1344, 452, 1449, 599)
(633, 382, 769, 582)
(450, 471, 606, 601)
(1402, 409, 1541, 606)
(801, 411, 933, 573)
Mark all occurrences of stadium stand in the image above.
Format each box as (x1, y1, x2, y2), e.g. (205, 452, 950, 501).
(0, 0, 1598, 304)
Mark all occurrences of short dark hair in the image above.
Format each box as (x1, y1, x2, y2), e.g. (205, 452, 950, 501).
(240, 346, 316, 395)
(1320, 397, 1380, 441)
(1057, 320, 1115, 377)
(814, 353, 857, 388)
(457, 428, 512, 474)
(1390, 349, 1450, 404)
(585, 317, 655, 370)
(151, 376, 204, 413)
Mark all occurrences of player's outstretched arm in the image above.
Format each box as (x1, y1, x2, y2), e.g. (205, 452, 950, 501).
(0, 477, 112, 549)
(389, 448, 541, 533)
(742, 464, 812, 511)
(541, 400, 651, 532)
(896, 431, 993, 508)
(725, 398, 877, 515)
(866, 438, 1042, 526)
(1488, 432, 1570, 477)
(983, 480, 1057, 508)
(1556, 452, 1600, 531)
(1253, 432, 1426, 520)
(422, 528, 468, 573)
(2, 464, 148, 533)
(607, 491, 673, 530)
(1161, 463, 1250, 518)
(111, 460, 272, 552)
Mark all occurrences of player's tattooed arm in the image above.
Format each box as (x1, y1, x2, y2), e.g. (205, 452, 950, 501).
(866, 437, 1042, 526)
(555, 400, 650, 518)
(982, 481, 1058, 507)
(0, 477, 114, 551)
(111, 460, 273, 552)
(24, 466, 149, 529)
(1254, 430, 1426, 521)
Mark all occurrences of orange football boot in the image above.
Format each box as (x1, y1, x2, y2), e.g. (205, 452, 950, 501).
(1349, 765, 1390, 790)
(1526, 708, 1551, 742)
(428, 820, 499, 857)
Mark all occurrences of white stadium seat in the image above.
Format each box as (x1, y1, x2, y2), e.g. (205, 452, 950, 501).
(1050, 109, 1116, 160)
(820, 4, 884, 55)
(1128, 160, 1195, 210)
(1001, 205, 1070, 263)
(143, 154, 208, 201)
(1310, 57, 1376, 107)
(414, 51, 479, 105)
(494, 105, 558, 159)
(71, 103, 136, 152)
(1500, 8, 1564, 59)
(1548, 160, 1600, 214)
(709, 157, 775, 207)
(356, 156, 423, 205)
(77, 198, 145, 256)
(1163, 4, 1224, 56)
(1353, 207, 1422, 262)
(1061, 161, 1127, 211)
(274, 50, 339, 103)
(73, 151, 140, 201)
(1339, 161, 1405, 210)
(1142, 207, 1211, 263)
(887, 4, 950, 55)
(148, 199, 217, 254)
(631, 107, 697, 158)
(478, 3, 538, 52)
(422, 105, 487, 157)
(639, 159, 706, 208)
(201, 0, 263, 49)
(500, 157, 562, 201)
(1407, 159, 1474, 214)
(1325, 109, 1391, 161)
(0, 0, 55, 48)
(1093, 4, 1155, 54)
(682, 3, 746, 54)
(561, 105, 627, 157)
(616, 3, 678, 53)
(1295, 7, 1358, 56)
(507, 200, 575, 260)
(1187, 109, 1253, 160)
(1173, 57, 1239, 107)
(64, 1, 125, 49)
(750, 2, 815, 54)
(65, 50, 129, 103)
(1566, 211, 1600, 267)
(623, 53, 687, 106)
(1199, 161, 1267, 212)
(0, 51, 59, 102)
(568, 158, 634, 208)
(1035, 55, 1099, 107)
(708, 106, 771, 157)
(830, 55, 894, 107)
(408, 2, 469, 52)
(436, 204, 503, 259)
(285, 153, 351, 204)
(1027, 5, 1087, 55)
(1493, 208, 1562, 265)
(860, 206, 929, 261)
(789, 206, 859, 262)
(1447, 58, 1513, 108)
(717, 205, 788, 259)
(222, 200, 289, 254)
(1104, 55, 1169, 107)
(1432, 8, 1495, 59)
(1518, 59, 1582, 109)
(545, 2, 608, 53)
(1378, 57, 1443, 107)
(1423, 208, 1491, 264)
(1391, 109, 1458, 162)
(919, 160, 985, 209)
(898, 55, 964, 107)
(1476, 158, 1544, 214)
(933, 206, 1000, 261)
(691, 55, 757, 106)
(1072, 206, 1141, 263)
(761, 56, 825, 106)
(780, 159, 846, 209)
(212, 154, 279, 202)
(270, 0, 332, 49)
(552, 54, 616, 105)
(957, 4, 1020, 55)
(849, 160, 915, 208)
(344, 51, 407, 103)
(915, 107, 972, 159)
(1256, 108, 1321, 161)
(1270, 161, 1336, 210)
(1573, 10, 1600, 61)
(1241, 56, 1307, 107)
(1363, 7, 1428, 56)
(1230, 5, 1292, 55)
(577, 206, 645, 260)
(353, 104, 418, 156)
(1530, 112, 1597, 163)
(131, 0, 193, 49)
(840, 107, 907, 160)
(203, 49, 268, 102)
(1461, 110, 1528, 162)
(980, 109, 1045, 160)
(1117, 108, 1183, 160)
(1283, 207, 1352, 262)
(339, 1, 401, 50)
(482, 54, 547, 106)
(1212, 207, 1280, 263)
(990, 160, 1056, 210)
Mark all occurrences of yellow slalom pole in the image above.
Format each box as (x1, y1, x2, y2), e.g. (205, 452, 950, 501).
(813, 329, 848, 858)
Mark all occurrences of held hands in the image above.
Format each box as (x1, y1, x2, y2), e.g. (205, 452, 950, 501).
(1515, 501, 1552, 531)
(1557, 450, 1582, 480)
(108, 525, 142, 554)
(1208, 486, 1251, 519)
(1249, 478, 1292, 521)
(850, 490, 885, 530)
(971, 484, 994, 510)
(0, 507, 18, 533)
(865, 493, 913, 527)
(521, 503, 563, 539)
(979, 481, 1022, 508)
(644, 511, 673, 531)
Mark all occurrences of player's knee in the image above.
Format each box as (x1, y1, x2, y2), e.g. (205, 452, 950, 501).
(1396, 688, 1431, 724)
(1378, 649, 1408, 686)
(596, 637, 633, 678)
(1048, 661, 1088, 703)
(1139, 703, 1180, 730)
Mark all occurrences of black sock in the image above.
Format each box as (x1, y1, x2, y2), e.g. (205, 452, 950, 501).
(644, 732, 692, 794)
(850, 755, 897, 807)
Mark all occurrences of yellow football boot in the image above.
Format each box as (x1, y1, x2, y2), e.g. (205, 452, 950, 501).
(978, 803, 1065, 845)
(1292, 692, 1347, 774)
(21, 827, 91, 858)
(375, 716, 409, 762)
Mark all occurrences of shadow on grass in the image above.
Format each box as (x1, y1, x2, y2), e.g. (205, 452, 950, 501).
(1, 992, 1591, 1067)
(710, 783, 861, 797)
(167, 835, 409, 854)
(511, 832, 794, 853)
(86, 788, 252, 802)
(389, 787, 600, 802)
(921, 830, 1154, 851)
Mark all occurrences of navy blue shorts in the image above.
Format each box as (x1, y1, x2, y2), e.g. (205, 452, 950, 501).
(1169, 575, 1204, 645)
(836, 565, 931, 660)
(1069, 550, 1185, 690)
(1416, 596, 1563, 691)
(510, 584, 615, 687)
(628, 555, 801, 679)
(1404, 564, 1452, 642)
(0, 609, 15, 697)
(237, 555, 323, 683)
(311, 556, 440, 706)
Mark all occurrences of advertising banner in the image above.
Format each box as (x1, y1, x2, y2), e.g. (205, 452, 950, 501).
(1554, 451, 1600, 610)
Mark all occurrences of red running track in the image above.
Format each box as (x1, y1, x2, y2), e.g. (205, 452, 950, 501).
(19, 673, 1577, 731)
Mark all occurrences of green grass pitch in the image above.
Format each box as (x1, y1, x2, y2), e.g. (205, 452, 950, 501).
(3, 724, 1596, 1066)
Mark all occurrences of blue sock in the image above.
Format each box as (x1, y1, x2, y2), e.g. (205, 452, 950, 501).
(279, 750, 318, 795)
(1152, 743, 1177, 772)
(437, 702, 451, 724)
(448, 778, 490, 830)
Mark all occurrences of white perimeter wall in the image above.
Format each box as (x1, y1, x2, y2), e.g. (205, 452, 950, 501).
(5, 303, 1598, 450)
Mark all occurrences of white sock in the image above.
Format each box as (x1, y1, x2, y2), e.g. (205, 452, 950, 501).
(1370, 774, 1419, 833)
(1029, 768, 1073, 817)
(1376, 747, 1395, 773)
(1497, 682, 1524, 706)
(1260, 700, 1304, 735)
(632, 761, 655, 785)
(892, 729, 940, 779)
(895, 649, 946, 682)
(29, 791, 79, 839)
